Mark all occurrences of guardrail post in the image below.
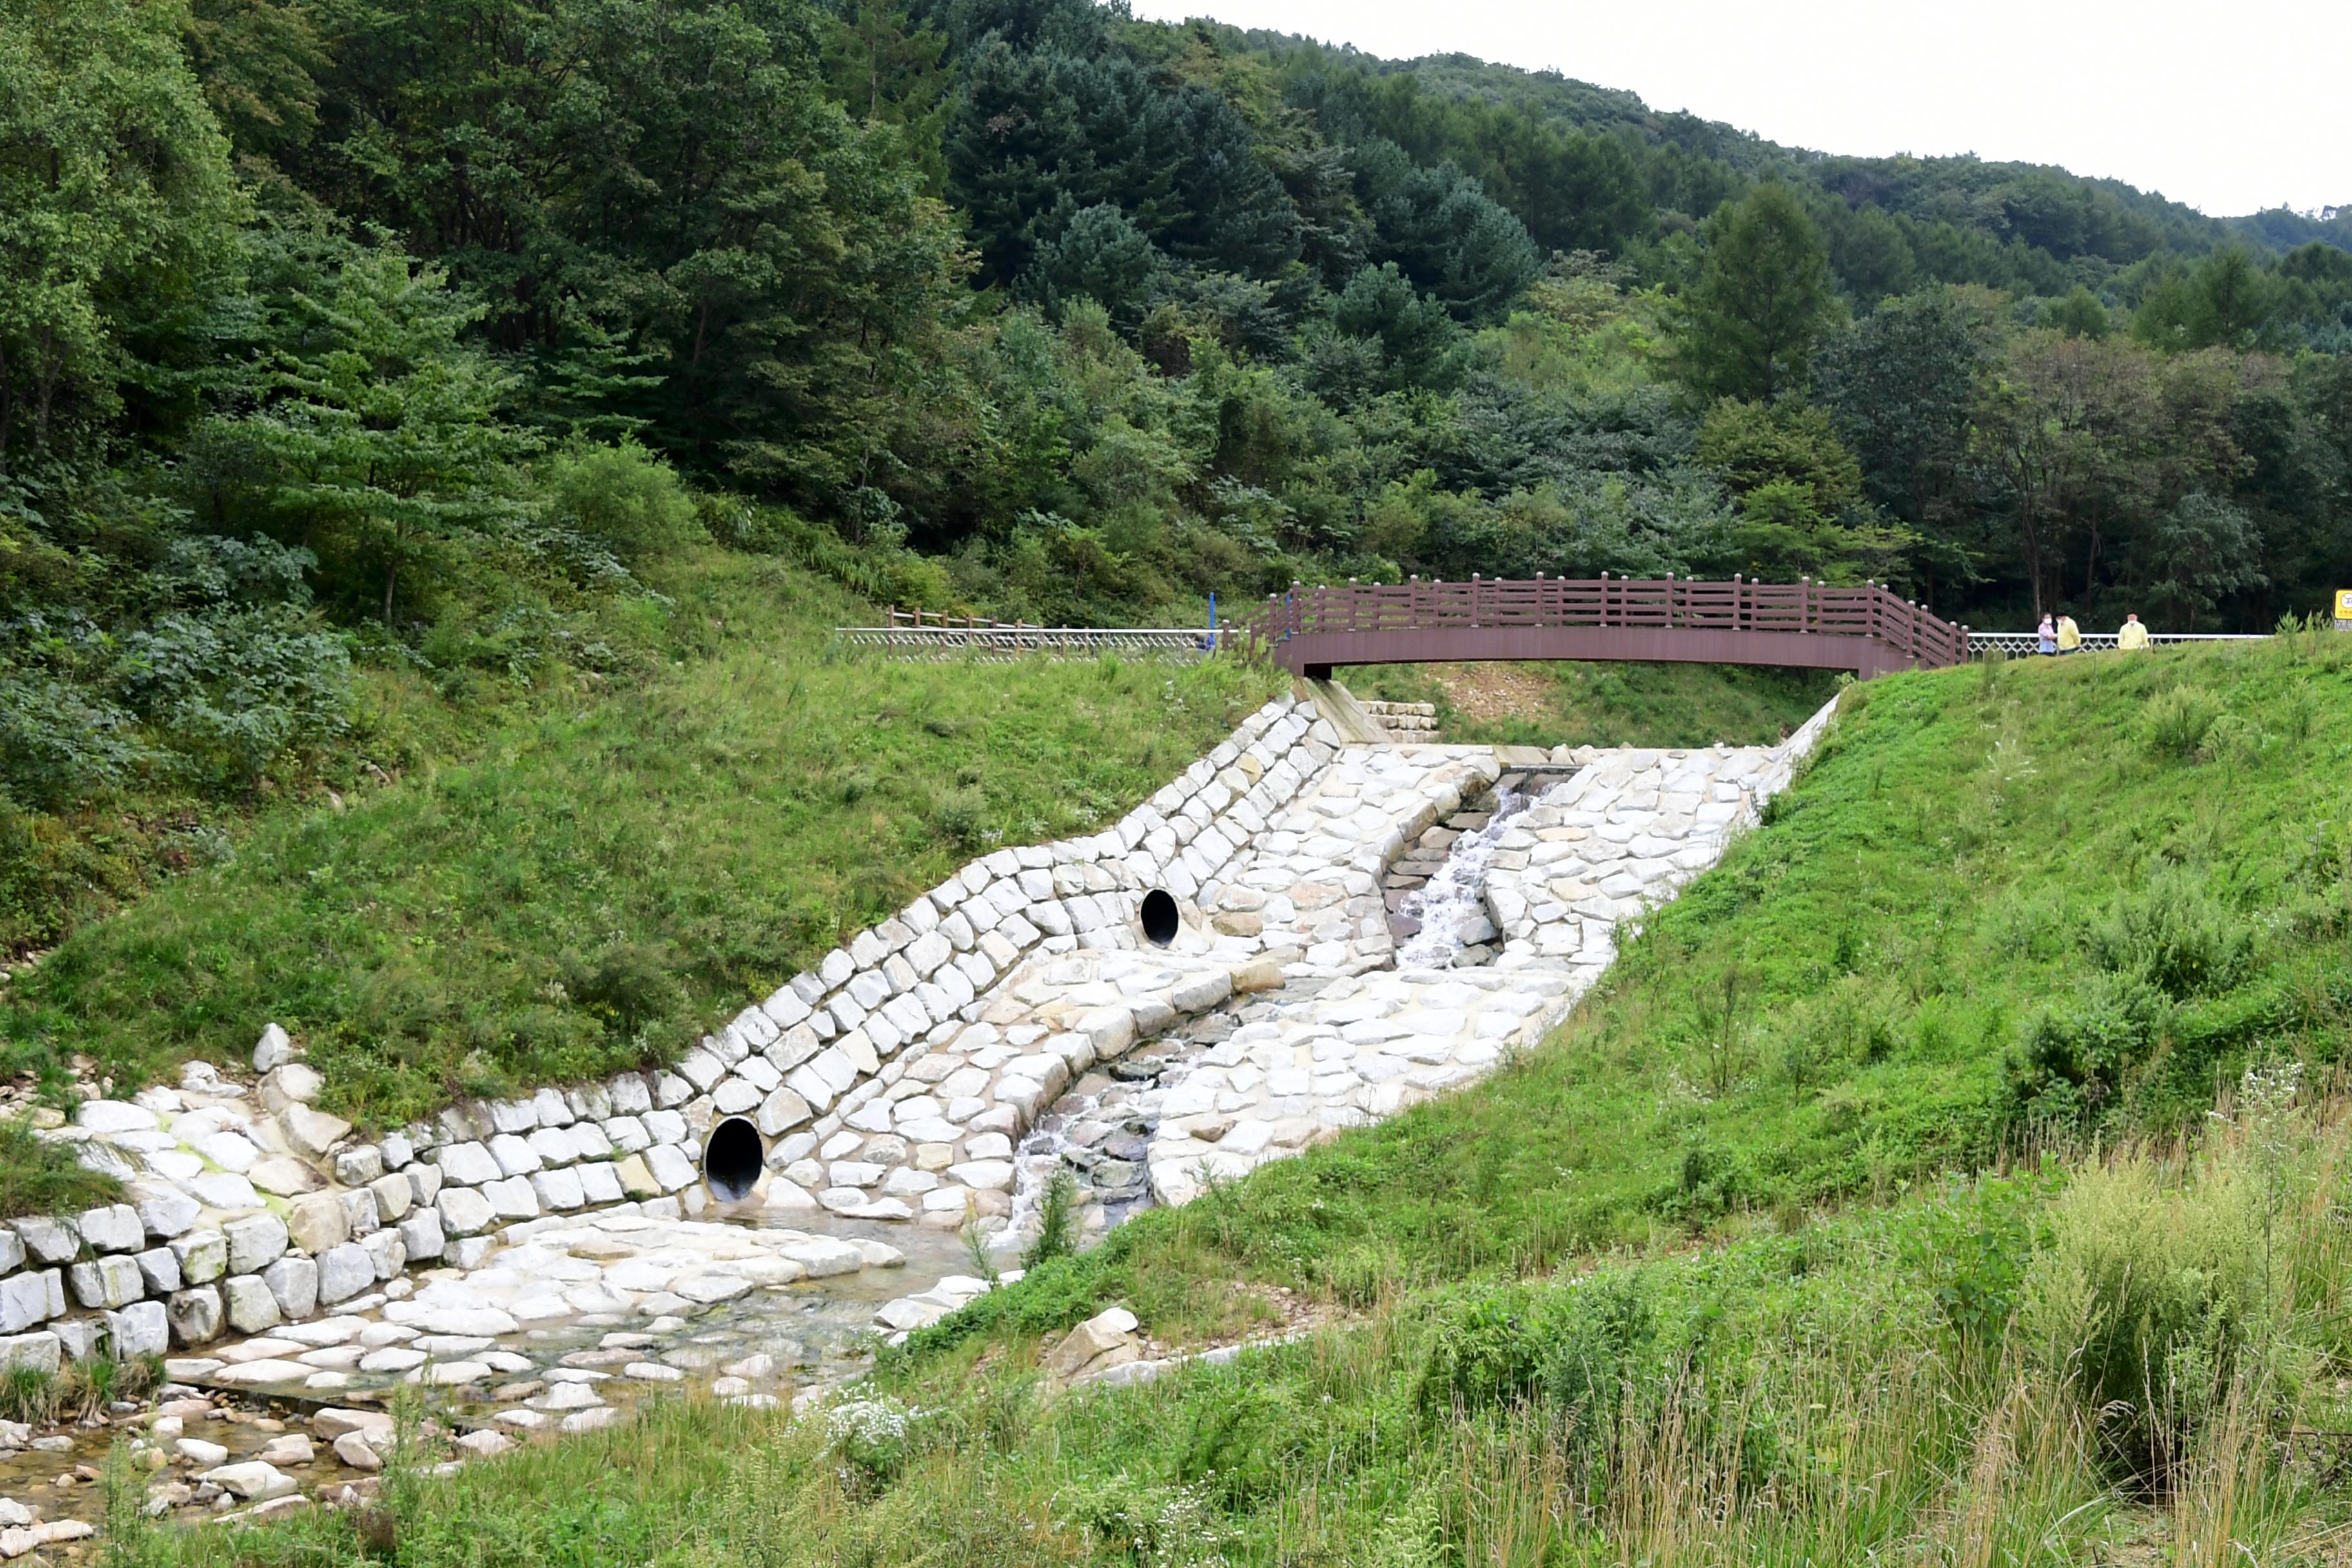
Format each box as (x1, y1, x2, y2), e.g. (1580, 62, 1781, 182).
(1471, 573, 1481, 628)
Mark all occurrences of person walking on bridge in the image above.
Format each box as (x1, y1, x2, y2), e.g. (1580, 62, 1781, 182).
(2037, 613, 2057, 655)
(2056, 612, 2081, 654)
(2116, 612, 2150, 651)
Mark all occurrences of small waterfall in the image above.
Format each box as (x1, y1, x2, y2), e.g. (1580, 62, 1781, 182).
(1390, 786, 1528, 969)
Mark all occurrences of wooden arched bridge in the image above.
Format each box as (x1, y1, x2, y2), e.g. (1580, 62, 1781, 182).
(1233, 575, 1966, 681)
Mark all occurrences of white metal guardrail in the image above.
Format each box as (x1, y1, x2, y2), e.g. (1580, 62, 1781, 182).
(838, 625, 1225, 662)
(1967, 632, 2271, 657)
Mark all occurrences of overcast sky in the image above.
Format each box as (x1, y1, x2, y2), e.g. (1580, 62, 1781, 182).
(1130, 0, 2351, 219)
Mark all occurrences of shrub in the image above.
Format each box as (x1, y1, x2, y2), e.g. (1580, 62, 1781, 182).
(2008, 972, 2164, 1123)
(1022, 1167, 1079, 1269)
(113, 607, 351, 787)
(1536, 1272, 1658, 1450)
(930, 783, 991, 849)
(2139, 685, 2222, 760)
(1416, 1286, 1547, 1416)
(2085, 870, 2256, 997)
(1898, 1171, 2053, 1358)
(542, 438, 702, 565)
(2199, 711, 2263, 766)
(825, 1396, 931, 1495)
(2020, 1152, 2266, 1479)
(0, 672, 153, 808)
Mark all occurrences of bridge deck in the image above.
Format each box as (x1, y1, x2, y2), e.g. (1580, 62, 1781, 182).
(1239, 577, 1964, 681)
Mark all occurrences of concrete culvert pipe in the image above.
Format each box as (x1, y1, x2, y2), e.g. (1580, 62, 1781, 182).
(703, 1116, 763, 1201)
(1140, 888, 1179, 946)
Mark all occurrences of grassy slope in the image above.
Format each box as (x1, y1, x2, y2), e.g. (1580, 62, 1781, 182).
(1342, 660, 1839, 747)
(99, 636, 2352, 1566)
(1081, 633, 2351, 1315)
(1, 552, 1283, 1128)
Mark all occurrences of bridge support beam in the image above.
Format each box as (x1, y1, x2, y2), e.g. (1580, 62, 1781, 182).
(1278, 626, 1916, 681)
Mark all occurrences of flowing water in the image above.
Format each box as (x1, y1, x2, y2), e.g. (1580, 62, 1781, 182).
(1389, 785, 1528, 968)
(1002, 780, 1538, 1250)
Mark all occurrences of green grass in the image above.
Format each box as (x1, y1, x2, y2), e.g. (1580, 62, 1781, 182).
(1, 551, 1282, 1128)
(0, 1119, 122, 1219)
(1340, 659, 1840, 747)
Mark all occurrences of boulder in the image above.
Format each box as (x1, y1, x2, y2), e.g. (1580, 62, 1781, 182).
(259, 1061, 323, 1108)
(282, 1102, 351, 1159)
(198, 1461, 297, 1501)
(177, 1437, 230, 1467)
(262, 1255, 318, 1318)
(360, 1228, 406, 1279)
(258, 1433, 314, 1467)
(103, 1301, 169, 1358)
(250, 1155, 322, 1196)
(222, 1274, 282, 1335)
(397, 1208, 446, 1262)
(127, 1183, 201, 1241)
(166, 1287, 223, 1347)
(0, 1333, 59, 1377)
(333, 1145, 384, 1188)
(435, 1187, 495, 1237)
(8, 1218, 77, 1268)
(67, 1255, 142, 1310)
(252, 1023, 294, 1073)
(368, 1171, 413, 1222)
(333, 1431, 385, 1471)
(75, 1203, 142, 1253)
(223, 1213, 289, 1275)
(169, 1230, 228, 1284)
(1044, 1307, 1141, 1381)
(132, 1247, 181, 1295)
(286, 1193, 349, 1256)
(435, 1142, 502, 1186)
(316, 1243, 375, 1306)
(313, 1407, 393, 1441)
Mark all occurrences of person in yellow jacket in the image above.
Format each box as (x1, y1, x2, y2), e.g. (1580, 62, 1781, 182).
(2116, 612, 2150, 651)
(2055, 612, 2081, 654)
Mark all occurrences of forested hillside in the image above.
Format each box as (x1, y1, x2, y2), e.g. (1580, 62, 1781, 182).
(6, 0, 2351, 957)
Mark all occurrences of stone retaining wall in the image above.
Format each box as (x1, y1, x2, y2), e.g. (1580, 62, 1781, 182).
(0, 694, 1360, 1369)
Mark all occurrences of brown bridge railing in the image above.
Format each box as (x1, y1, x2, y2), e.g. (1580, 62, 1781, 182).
(1233, 574, 1966, 681)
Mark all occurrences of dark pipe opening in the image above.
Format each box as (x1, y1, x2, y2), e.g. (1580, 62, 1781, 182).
(1140, 888, 1179, 946)
(704, 1116, 763, 1201)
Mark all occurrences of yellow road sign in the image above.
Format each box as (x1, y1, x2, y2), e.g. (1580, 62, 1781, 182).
(2338, 588, 2352, 620)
